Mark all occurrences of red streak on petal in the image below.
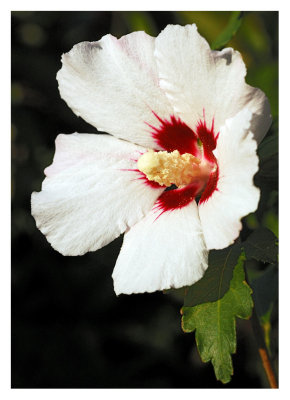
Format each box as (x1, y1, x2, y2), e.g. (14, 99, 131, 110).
(199, 166, 219, 204)
(137, 173, 164, 189)
(195, 118, 218, 162)
(147, 111, 200, 156)
(196, 119, 216, 149)
(153, 184, 200, 219)
(120, 168, 163, 189)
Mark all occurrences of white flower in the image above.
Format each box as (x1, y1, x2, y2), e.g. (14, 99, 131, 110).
(31, 24, 271, 295)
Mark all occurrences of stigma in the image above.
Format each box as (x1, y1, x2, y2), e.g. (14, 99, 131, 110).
(137, 149, 203, 187)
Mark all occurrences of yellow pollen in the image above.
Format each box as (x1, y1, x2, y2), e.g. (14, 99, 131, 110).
(137, 149, 201, 187)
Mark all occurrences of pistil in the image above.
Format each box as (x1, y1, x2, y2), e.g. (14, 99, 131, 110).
(138, 149, 205, 188)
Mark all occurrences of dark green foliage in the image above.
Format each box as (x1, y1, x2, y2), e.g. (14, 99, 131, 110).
(184, 241, 241, 307)
(251, 264, 278, 318)
(243, 228, 278, 264)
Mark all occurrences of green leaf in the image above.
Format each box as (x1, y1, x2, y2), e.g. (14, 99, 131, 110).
(211, 11, 243, 50)
(243, 228, 278, 264)
(181, 257, 253, 384)
(184, 242, 241, 307)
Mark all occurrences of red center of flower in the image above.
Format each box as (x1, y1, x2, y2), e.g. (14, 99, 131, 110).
(142, 111, 219, 212)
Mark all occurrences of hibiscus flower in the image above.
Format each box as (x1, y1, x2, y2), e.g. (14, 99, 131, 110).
(31, 24, 271, 295)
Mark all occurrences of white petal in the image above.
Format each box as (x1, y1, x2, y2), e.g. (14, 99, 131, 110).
(198, 109, 260, 250)
(57, 31, 173, 149)
(154, 24, 271, 143)
(31, 133, 164, 256)
(112, 199, 208, 295)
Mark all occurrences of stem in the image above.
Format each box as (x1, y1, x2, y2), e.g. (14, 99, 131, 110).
(244, 267, 278, 388)
(250, 307, 278, 388)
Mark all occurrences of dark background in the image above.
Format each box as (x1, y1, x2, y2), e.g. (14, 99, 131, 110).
(11, 11, 278, 388)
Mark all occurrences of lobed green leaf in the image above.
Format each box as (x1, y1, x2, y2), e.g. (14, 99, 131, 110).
(181, 256, 253, 384)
